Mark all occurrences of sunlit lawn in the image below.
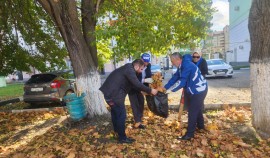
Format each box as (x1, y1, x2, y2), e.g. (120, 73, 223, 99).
(0, 83, 24, 100)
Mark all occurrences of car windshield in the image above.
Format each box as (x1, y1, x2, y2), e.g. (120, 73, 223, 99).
(207, 60, 226, 66)
(26, 74, 57, 84)
(151, 65, 161, 70)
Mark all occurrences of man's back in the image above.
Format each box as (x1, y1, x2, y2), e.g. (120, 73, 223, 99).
(100, 63, 151, 101)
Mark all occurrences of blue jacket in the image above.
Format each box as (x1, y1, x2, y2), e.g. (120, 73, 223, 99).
(164, 54, 207, 95)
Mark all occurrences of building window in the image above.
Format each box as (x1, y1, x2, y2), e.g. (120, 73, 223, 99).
(234, 6, 240, 11)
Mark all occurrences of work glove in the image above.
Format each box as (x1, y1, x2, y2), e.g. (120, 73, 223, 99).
(144, 78, 153, 83)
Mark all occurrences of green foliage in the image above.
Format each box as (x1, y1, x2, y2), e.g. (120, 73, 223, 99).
(97, 39, 113, 70)
(1, 0, 214, 76)
(96, 0, 214, 59)
(0, 0, 68, 76)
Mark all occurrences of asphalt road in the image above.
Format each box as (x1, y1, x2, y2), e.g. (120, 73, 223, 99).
(206, 69, 250, 88)
(163, 68, 251, 105)
(162, 68, 250, 88)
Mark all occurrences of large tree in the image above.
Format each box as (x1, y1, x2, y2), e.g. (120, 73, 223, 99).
(249, 0, 270, 139)
(37, 0, 109, 116)
(0, 0, 68, 76)
(36, 0, 214, 117)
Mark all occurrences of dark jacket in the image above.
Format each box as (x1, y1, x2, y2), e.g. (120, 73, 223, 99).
(100, 63, 152, 102)
(193, 57, 208, 77)
(129, 63, 152, 95)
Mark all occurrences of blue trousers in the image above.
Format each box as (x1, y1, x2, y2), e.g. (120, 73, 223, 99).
(105, 98, 127, 141)
(128, 91, 145, 123)
(184, 88, 208, 137)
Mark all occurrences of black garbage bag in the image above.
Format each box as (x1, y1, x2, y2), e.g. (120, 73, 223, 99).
(146, 92, 168, 118)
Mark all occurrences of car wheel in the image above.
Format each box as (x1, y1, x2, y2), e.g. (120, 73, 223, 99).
(227, 75, 233, 78)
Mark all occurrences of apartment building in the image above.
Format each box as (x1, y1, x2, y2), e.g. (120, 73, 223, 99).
(202, 28, 228, 59)
(227, 0, 252, 64)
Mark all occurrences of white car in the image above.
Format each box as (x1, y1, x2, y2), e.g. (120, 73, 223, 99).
(206, 59, 233, 78)
(151, 64, 162, 75)
(171, 66, 177, 77)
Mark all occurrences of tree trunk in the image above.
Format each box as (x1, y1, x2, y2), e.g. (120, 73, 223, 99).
(37, 0, 108, 116)
(248, 0, 270, 139)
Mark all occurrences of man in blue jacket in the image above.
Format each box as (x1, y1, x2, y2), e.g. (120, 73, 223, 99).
(164, 52, 208, 140)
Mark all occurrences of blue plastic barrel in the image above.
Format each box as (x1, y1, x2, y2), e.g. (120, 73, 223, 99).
(63, 93, 87, 121)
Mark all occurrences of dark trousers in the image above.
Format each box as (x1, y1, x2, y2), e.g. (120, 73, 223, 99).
(185, 88, 208, 137)
(105, 98, 127, 141)
(128, 91, 145, 123)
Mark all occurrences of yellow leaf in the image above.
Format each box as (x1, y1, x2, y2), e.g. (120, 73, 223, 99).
(106, 145, 118, 153)
(67, 152, 76, 158)
(180, 155, 189, 158)
(210, 140, 219, 147)
(181, 128, 187, 136)
(147, 150, 159, 157)
(201, 138, 208, 146)
(44, 113, 53, 119)
(233, 141, 251, 148)
(83, 128, 94, 135)
(196, 149, 204, 157)
(242, 150, 252, 157)
(225, 144, 234, 152)
(93, 132, 100, 138)
(206, 123, 218, 131)
(236, 113, 245, 122)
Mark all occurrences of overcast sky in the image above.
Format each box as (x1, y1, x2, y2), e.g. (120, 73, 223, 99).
(211, 0, 229, 31)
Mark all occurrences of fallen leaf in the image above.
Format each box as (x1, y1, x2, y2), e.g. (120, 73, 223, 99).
(67, 152, 76, 158)
(201, 138, 208, 146)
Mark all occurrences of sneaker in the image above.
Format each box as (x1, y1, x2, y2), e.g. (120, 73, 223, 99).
(118, 137, 136, 144)
(134, 124, 146, 129)
(137, 124, 146, 129)
(197, 128, 207, 133)
(176, 135, 193, 141)
(127, 137, 135, 141)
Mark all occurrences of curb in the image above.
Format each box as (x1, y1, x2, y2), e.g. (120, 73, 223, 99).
(169, 103, 251, 111)
(1, 107, 66, 113)
(0, 97, 23, 106)
(1, 103, 251, 113)
(240, 68, 250, 70)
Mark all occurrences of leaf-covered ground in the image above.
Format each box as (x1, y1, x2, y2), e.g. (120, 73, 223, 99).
(0, 106, 270, 158)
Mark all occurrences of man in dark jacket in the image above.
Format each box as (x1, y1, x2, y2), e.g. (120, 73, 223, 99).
(100, 59, 158, 144)
(192, 52, 208, 78)
(128, 53, 153, 129)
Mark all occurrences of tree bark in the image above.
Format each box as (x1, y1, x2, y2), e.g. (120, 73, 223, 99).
(81, 0, 98, 67)
(248, 0, 270, 139)
(37, 0, 108, 116)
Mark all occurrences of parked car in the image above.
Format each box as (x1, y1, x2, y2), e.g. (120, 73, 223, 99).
(206, 59, 233, 78)
(172, 66, 177, 74)
(151, 64, 162, 75)
(23, 70, 75, 106)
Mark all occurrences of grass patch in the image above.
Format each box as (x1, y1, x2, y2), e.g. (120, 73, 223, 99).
(0, 83, 24, 100)
(232, 65, 250, 70)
